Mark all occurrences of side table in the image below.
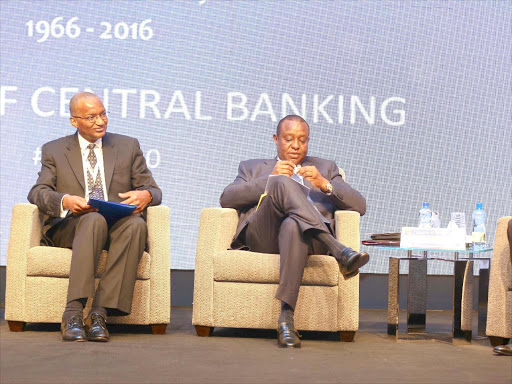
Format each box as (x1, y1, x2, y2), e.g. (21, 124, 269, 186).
(367, 246, 493, 343)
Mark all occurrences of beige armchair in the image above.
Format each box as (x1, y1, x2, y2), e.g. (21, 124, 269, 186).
(192, 203, 362, 341)
(5, 203, 170, 334)
(486, 216, 512, 346)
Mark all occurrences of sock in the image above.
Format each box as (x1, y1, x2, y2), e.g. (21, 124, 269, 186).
(278, 302, 294, 323)
(62, 298, 86, 321)
(314, 231, 350, 260)
(90, 305, 107, 318)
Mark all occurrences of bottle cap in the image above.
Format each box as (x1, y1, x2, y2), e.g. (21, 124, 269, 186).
(422, 202, 429, 209)
(476, 203, 483, 210)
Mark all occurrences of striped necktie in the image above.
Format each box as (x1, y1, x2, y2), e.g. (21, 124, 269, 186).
(86, 144, 105, 201)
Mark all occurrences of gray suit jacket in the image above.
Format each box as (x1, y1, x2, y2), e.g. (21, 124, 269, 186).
(28, 132, 162, 237)
(220, 156, 366, 243)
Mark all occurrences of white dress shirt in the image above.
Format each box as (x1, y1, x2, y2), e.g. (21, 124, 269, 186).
(276, 156, 332, 196)
(60, 134, 109, 217)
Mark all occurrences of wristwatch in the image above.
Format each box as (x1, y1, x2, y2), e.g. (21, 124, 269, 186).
(325, 182, 333, 194)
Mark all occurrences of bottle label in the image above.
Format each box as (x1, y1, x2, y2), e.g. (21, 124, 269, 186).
(472, 231, 485, 243)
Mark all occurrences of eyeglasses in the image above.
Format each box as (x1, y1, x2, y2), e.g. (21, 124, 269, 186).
(72, 111, 108, 123)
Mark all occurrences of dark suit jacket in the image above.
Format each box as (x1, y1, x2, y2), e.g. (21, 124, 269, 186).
(28, 132, 162, 237)
(220, 156, 366, 243)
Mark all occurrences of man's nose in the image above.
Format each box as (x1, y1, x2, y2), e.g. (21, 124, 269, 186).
(94, 116, 105, 125)
(291, 140, 300, 149)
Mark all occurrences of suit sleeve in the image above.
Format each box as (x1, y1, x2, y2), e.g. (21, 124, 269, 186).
(328, 161, 366, 216)
(219, 161, 268, 209)
(27, 143, 66, 217)
(130, 139, 162, 206)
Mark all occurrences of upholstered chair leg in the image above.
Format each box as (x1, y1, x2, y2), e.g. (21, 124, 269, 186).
(195, 325, 214, 337)
(151, 324, 167, 334)
(8, 321, 26, 332)
(488, 336, 510, 347)
(338, 331, 356, 342)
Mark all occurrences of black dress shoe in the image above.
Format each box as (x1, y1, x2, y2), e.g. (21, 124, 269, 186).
(338, 248, 369, 277)
(61, 315, 87, 342)
(277, 321, 301, 348)
(86, 313, 110, 342)
(343, 269, 360, 279)
(493, 343, 512, 356)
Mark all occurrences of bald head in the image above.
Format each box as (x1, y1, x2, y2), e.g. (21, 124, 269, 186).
(69, 92, 101, 116)
(276, 115, 309, 137)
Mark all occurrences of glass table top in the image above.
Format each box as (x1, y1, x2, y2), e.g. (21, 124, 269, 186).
(364, 246, 493, 254)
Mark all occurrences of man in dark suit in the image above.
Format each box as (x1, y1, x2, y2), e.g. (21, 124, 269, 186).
(28, 92, 162, 342)
(220, 115, 369, 348)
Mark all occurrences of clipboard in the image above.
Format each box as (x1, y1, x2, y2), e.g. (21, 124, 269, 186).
(88, 198, 137, 226)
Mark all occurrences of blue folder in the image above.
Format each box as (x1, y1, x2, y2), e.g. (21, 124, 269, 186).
(88, 199, 137, 226)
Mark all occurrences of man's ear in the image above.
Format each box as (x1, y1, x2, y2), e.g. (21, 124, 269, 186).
(273, 134, 278, 145)
(70, 117, 78, 128)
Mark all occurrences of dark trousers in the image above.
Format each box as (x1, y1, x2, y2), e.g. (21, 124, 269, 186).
(242, 176, 340, 309)
(49, 212, 147, 315)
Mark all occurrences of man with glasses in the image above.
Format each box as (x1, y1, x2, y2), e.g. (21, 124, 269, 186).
(28, 92, 161, 342)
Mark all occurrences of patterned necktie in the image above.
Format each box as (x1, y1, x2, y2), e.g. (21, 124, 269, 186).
(86, 144, 105, 201)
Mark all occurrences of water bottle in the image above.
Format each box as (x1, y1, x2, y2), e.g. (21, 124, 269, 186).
(418, 202, 432, 228)
(472, 203, 487, 251)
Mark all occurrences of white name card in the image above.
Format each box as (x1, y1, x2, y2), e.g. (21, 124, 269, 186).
(400, 227, 466, 250)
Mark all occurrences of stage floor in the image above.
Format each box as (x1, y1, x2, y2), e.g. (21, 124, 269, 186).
(1, 307, 510, 384)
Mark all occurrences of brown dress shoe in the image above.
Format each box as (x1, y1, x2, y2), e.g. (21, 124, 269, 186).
(493, 343, 512, 356)
(277, 321, 301, 348)
(86, 313, 110, 342)
(61, 315, 87, 342)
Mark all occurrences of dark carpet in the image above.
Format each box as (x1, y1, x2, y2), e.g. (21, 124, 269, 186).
(1, 307, 510, 384)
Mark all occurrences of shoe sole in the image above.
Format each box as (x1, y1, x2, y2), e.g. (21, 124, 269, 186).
(88, 336, 109, 342)
(493, 350, 512, 356)
(341, 253, 370, 279)
(62, 337, 87, 342)
(347, 253, 369, 272)
(277, 342, 301, 348)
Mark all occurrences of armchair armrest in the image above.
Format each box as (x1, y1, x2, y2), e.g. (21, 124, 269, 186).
(146, 205, 171, 324)
(487, 216, 512, 338)
(334, 210, 361, 331)
(5, 203, 43, 321)
(334, 210, 361, 251)
(192, 208, 238, 326)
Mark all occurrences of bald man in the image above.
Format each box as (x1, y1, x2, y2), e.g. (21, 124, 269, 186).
(28, 92, 162, 342)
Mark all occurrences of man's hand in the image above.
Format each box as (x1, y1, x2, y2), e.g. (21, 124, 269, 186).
(119, 190, 152, 214)
(271, 160, 295, 177)
(62, 195, 96, 215)
(296, 166, 329, 191)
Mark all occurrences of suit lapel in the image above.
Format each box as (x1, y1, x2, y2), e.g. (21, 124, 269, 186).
(65, 134, 85, 191)
(102, 133, 117, 192)
(264, 158, 277, 176)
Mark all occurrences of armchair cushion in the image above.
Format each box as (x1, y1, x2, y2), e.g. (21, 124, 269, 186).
(26, 247, 151, 280)
(214, 250, 338, 286)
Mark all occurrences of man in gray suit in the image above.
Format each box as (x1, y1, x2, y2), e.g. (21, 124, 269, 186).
(28, 92, 161, 342)
(220, 115, 368, 348)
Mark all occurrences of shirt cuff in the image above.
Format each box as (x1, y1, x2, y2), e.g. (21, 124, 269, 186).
(60, 194, 69, 218)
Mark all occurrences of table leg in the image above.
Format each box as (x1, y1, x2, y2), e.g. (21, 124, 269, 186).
(453, 260, 472, 342)
(407, 259, 427, 333)
(387, 257, 400, 337)
(477, 262, 490, 337)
